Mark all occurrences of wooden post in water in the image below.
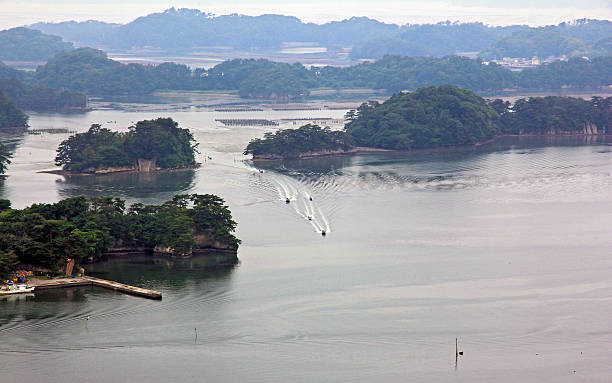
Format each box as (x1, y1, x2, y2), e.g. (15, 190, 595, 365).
(456, 337, 463, 356)
(65, 259, 75, 276)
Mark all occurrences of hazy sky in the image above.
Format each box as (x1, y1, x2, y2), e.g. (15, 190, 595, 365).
(0, 0, 610, 29)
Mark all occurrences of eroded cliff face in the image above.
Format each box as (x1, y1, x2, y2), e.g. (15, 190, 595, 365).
(105, 231, 237, 261)
(76, 159, 199, 174)
(136, 158, 156, 172)
(194, 232, 236, 251)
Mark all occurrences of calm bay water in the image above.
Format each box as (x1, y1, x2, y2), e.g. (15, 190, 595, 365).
(1, 96, 612, 382)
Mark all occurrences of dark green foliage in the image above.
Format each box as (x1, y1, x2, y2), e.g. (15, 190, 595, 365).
(6, 47, 610, 98)
(345, 86, 502, 150)
(0, 141, 12, 174)
(316, 55, 516, 92)
(0, 27, 73, 62)
(0, 251, 18, 280)
(492, 96, 612, 135)
(55, 124, 129, 172)
(0, 90, 28, 130)
(55, 118, 197, 172)
(517, 57, 612, 89)
(124, 118, 198, 168)
(194, 58, 313, 99)
(244, 124, 353, 158)
(0, 78, 86, 112)
(0, 194, 239, 273)
(33, 48, 159, 94)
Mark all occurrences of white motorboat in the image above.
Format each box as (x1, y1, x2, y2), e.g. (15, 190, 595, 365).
(0, 283, 35, 295)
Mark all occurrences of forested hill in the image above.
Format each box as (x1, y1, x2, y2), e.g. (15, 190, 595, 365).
(26, 9, 610, 60)
(480, 20, 612, 60)
(30, 8, 397, 51)
(0, 194, 240, 277)
(354, 19, 612, 60)
(0, 27, 73, 62)
(344, 85, 612, 150)
(7, 48, 611, 98)
(345, 86, 502, 150)
(0, 78, 87, 112)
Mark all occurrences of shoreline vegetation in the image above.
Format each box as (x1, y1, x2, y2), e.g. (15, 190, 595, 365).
(1, 47, 610, 101)
(39, 163, 201, 176)
(54, 117, 198, 175)
(244, 86, 612, 160)
(0, 194, 240, 280)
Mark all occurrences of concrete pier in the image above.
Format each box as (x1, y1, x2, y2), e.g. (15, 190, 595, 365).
(31, 276, 162, 300)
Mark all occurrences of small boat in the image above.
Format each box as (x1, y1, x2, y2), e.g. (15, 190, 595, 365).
(321, 230, 326, 236)
(308, 216, 312, 221)
(0, 283, 35, 295)
(285, 198, 290, 204)
(309, 197, 313, 201)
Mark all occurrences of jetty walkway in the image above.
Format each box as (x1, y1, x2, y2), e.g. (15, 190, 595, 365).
(31, 276, 162, 300)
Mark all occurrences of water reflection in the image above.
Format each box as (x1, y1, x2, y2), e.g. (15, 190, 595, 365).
(56, 169, 197, 201)
(86, 255, 237, 291)
(251, 135, 612, 194)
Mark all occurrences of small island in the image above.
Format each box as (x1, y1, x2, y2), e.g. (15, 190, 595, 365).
(54, 117, 199, 174)
(243, 123, 354, 160)
(0, 194, 240, 280)
(244, 86, 612, 161)
(345, 85, 503, 150)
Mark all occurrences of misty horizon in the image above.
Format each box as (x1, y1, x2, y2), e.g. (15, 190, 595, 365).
(1, 0, 610, 30)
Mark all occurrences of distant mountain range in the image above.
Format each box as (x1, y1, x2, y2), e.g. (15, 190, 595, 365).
(24, 8, 612, 61)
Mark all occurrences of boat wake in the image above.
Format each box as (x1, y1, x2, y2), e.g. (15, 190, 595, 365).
(250, 169, 332, 235)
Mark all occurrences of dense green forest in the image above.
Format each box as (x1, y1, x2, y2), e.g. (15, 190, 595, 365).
(0, 90, 28, 130)
(0, 78, 87, 111)
(244, 124, 353, 159)
(516, 57, 611, 89)
(0, 194, 240, 278)
(0, 27, 73, 62)
(490, 96, 611, 135)
(3, 48, 609, 99)
(55, 117, 197, 172)
(316, 55, 517, 92)
(345, 86, 502, 150)
(342, 86, 611, 151)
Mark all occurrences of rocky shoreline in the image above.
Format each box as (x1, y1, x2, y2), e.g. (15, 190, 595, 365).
(38, 163, 201, 176)
(251, 147, 390, 161)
